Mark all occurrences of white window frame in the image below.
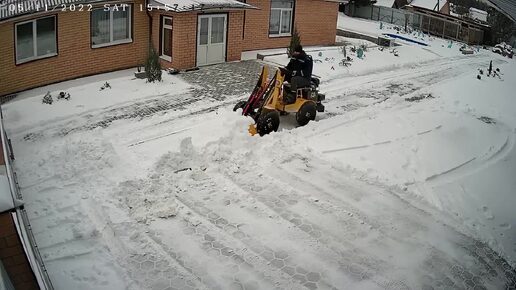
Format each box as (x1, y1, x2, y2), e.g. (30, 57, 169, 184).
(160, 16, 172, 62)
(269, 0, 294, 37)
(91, 5, 132, 48)
(15, 16, 57, 64)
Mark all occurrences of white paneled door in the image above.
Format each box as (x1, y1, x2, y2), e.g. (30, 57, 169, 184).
(197, 14, 227, 66)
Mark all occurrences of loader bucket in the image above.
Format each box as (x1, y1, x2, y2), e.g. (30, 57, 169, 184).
(248, 124, 258, 136)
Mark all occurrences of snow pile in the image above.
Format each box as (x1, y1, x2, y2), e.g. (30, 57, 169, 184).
(492, 42, 514, 58)
(114, 109, 255, 223)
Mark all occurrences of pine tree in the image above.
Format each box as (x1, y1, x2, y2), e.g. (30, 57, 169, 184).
(287, 26, 301, 57)
(145, 45, 162, 83)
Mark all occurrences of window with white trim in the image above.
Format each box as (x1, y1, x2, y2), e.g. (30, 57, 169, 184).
(269, 0, 293, 36)
(161, 16, 172, 61)
(15, 16, 57, 64)
(91, 5, 132, 47)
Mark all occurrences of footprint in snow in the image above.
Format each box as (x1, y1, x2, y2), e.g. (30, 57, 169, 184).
(481, 206, 495, 220)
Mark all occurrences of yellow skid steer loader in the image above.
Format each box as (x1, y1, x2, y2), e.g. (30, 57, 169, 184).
(233, 66, 325, 136)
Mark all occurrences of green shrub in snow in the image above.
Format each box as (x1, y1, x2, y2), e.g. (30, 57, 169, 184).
(145, 46, 162, 83)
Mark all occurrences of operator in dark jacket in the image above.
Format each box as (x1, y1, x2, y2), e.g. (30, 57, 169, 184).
(284, 45, 313, 91)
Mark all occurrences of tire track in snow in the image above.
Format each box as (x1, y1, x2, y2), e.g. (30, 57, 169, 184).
(212, 157, 501, 289)
(313, 56, 506, 130)
(172, 174, 331, 290)
(322, 55, 500, 98)
(172, 198, 311, 290)
(424, 121, 515, 186)
(267, 157, 516, 289)
(209, 170, 402, 289)
(320, 124, 442, 154)
(74, 188, 213, 290)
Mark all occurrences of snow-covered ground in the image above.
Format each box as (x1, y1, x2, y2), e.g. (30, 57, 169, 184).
(337, 13, 472, 54)
(2, 20, 516, 290)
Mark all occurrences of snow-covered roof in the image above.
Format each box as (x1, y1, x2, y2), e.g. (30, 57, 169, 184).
(374, 0, 395, 8)
(0, 174, 14, 213)
(148, 0, 255, 12)
(484, 0, 516, 22)
(0, 115, 14, 213)
(0, 0, 254, 21)
(409, 0, 447, 11)
(469, 7, 487, 15)
(0, 0, 105, 21)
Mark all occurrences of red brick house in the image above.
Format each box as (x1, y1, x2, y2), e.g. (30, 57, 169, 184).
(0, 0, 338, 96)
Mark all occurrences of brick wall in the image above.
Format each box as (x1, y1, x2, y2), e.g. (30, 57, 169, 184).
(153, 10, 244, 70)
(440, 2, 450, 15)
(227, 11, 245, 62)
(0, 213, 38, 290)
(242, 0, 338, 51)
(149, 11, 196, 70)
(150, 11, 198, 70)
(171, 13, 197, 69)
(0, 0, 338, 96)
(0, 0, 150, 96)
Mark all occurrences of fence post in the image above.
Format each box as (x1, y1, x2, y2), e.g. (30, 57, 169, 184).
(391, 9, 394, 24)
(443, 21, 446, 38)
(456, 23, 459, 40)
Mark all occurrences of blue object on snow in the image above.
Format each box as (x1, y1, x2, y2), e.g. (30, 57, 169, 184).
(357, 48, 364, 59)
(383, 33, 429, 46)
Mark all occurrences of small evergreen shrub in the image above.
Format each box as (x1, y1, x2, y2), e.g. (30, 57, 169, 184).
(145, 46, 162, 83)
(57, 91, 70, 100)
(100, 82, 111, 91)
(42, 92, 53, 105)
(287, 26, 301, 58)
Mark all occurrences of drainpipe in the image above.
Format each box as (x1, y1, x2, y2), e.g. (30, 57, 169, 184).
(145, 0, 152, 52)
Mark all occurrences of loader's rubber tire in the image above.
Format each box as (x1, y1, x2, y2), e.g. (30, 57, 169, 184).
(257, 110, 280, 136)
(233, 100, 247, 112)
(296, 101, 316, 126)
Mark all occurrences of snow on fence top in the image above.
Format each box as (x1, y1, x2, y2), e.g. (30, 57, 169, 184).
(409, 0, 447, 11)
(0, 0, 255, 21)
(374, 0, 395, 8)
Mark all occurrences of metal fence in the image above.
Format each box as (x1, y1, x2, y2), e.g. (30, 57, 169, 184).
(352, 5, 422, 29)
(0, 107, 54, 290)
(350, 4, 485, 44)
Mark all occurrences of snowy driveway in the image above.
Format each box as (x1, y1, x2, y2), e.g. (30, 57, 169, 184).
(3, 52, 516, 290)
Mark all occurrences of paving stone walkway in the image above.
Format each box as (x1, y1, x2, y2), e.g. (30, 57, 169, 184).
(180, 60, 276, 101)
